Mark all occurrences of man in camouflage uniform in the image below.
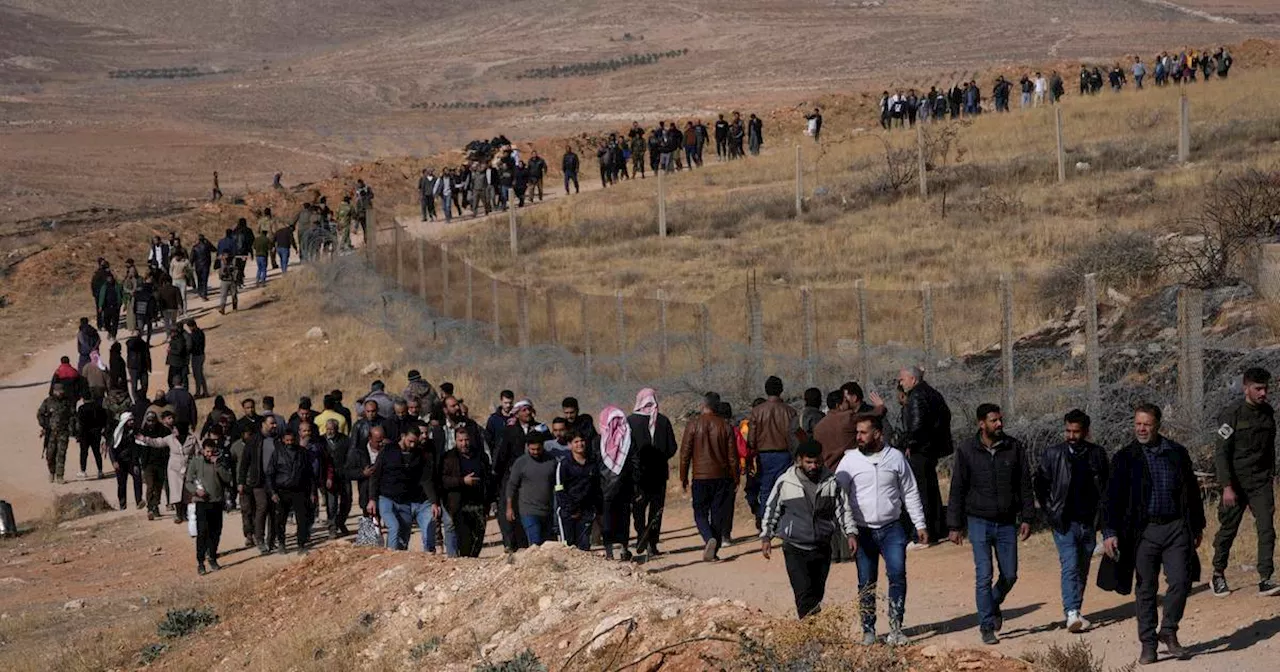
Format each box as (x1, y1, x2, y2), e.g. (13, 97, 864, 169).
(1211, 367, 1280, 597)
(38, 383, 78, 483)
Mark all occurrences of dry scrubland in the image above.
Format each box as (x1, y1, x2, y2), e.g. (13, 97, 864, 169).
(437, 68, 1280, 354)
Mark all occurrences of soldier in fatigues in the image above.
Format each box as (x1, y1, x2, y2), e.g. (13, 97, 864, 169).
(38, 384, 77, 483)
(1211, 367, 1280, 597)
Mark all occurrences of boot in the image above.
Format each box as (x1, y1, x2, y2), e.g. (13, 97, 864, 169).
(1159, 633, 1190, 660)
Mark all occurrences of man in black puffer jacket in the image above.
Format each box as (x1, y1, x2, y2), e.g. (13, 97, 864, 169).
(898, 366, 952, 541)
(265, 430, 314, 554)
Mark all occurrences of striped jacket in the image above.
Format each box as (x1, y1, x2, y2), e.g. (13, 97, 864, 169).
(760, 465, 858, 550)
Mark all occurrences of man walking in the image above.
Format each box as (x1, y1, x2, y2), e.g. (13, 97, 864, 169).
(562, 146, 580, 195)
(761, 440, 858, 618)
(216, 253, 238, 314)
(629, 388, 677, 556)
(265, 429, 315, 554)
(1101, 405, 1205, 664)
(37, 383, 77, 484)
(190, 234, 213, 301)
(320, 419, 352, 536)
(1033, 410, 1110, 632)
(440, 426, 491, 557)
(1211, 367, 1279, 597)
(947, 403, 1034, 645)
(187, 438, 232, 574)
(555, 430, 601, 550)
(506, 430, 559, 545)
(836, 415, 927, 644)
(898, 366, 951, 542)
(748, 376, 799, 528)
(368, 425, 440, 552)
(681, 392, 739, 561)
(185, 320, 207, 398)
(418, 168, 437, 222)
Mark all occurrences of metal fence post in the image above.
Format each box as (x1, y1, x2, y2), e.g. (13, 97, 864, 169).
(394, 223, 404, 289)
(1084, 273, 1101, 416)
(917, 123, 928, 200)
(1178, 91, 1190, 164)
(440, 243, 450, 314)
(1000, 275, 1015, 416)
(1055, 106, 1066, 184)
(416, 239, 427, 300)
(464, 259, 474, 323)
(921, 281, 934, 366)
(1177, 285, 1205, 428)
(855, 279, 869, 385)
(491, 276, 500, 346)
(657, 289, 669, 374)
(802, 286, 816, 387)
(616, 290, 628, 383)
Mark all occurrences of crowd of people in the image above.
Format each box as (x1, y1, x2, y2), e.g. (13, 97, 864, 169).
(414, 112, 770, 222)
(875, 47, 1234, 129)
(37, 322, 1278, 665)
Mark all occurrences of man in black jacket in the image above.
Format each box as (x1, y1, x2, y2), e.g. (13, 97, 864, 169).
(190, 234, 213, 300)
(321, 419, 352, 536)
(898, 366, 951, 541)
(185, 320, 208, 398)
(714, 114, 729, 159)
(947, 403, 1034, 645)
(164, 326, 189, 390)
(494, 400, 539, 552)
(1100, 404, 1205, 665)
(345, 425, 385, 516)
(1210, 367, 1279, 597)
(349, 400, 385, 458)
(440, 427, 492, 557)
(561, 146, 579, 195)
(367, 425, 439, 552)
(629, 389, 678, 556)
(265, 429, 315, 554)
(1033, 409, 1109, 633)
(125, 334, 152, 404)
(527, 151, 547, 202)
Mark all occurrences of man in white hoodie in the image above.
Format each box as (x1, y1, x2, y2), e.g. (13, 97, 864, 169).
(835, 414, 928, 646)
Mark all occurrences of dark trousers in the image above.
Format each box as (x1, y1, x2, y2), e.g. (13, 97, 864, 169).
(1213, 483, 1275, 580)
(241, 487, 270, 545)
(1135, 519, 1192, 645)
(453, 503, 488, 557)
(102, 306, 120, 340)
(79, 436, 103, 473)
(563, 173, 579, 194)
(115, 459, 142, 507)
(195, 265, 210, 299)
(908, 453, 947, 539)
(143, 463, 165, 514)
(632, 479, 667, 551)
(325, 480, 353, 531)
(190, 355, 207, 396)
(129, 371, 149, 405)
(602, 486, 633, 547)
(497, 488, 529, 551)
(558, 509, 596, 551)
(783, 543, 833, 618)
(194, 501, 224, 563)
(691, 478, 735, 544)
(167, 364, 188, 390)
(272, 488, 310, 550)
(421, 194, 436, 220)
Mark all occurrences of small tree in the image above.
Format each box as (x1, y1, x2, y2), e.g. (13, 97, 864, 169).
(1160, 169, 1280, 287)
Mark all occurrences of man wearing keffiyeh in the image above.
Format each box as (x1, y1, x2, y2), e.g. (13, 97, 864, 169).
(628, 388, 678, 556)
(596, 405, 638, 561)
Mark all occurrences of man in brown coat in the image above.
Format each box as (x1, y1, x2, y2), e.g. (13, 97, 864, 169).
(814, 383, 886, 469)
(681, 392, 740, 561)
(748, 376, 800, 528)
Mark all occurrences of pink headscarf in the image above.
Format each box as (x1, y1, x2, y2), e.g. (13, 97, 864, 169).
(633, 388, 658, 435)
(598, 405, 632, 476)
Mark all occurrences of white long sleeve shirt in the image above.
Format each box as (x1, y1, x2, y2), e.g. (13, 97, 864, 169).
(834, 443, 926, 530)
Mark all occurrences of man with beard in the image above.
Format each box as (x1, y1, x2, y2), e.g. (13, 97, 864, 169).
(484, 390, 515, 455)
(561, 396, 595, 442)
(320, 418, 352, 536)
(681, 392, 739, 562)
(629, 388, 677, 556)
(898, 366, 951, 542)
(836, 415, 927, 645)
(947, 404, 1034, 645)
(190, 234, 214, 300)
(494, 399, 542, 552)
(761, 440, 857, 619)
(527, 151, 547, 202)
(187, 438, 233, 574)
(440, 426, 492, 557)
(266, 429, 316, 554)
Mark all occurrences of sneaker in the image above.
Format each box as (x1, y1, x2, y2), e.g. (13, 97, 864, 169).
(1212, 573, 1231, 597)
(54, 477, 65, 485)
(702, 538, 718, 562)
(147, 511, 156, 521)
(861, 632, 877, 646)
(1138, 645, 1158, 665)
(76, 471, 87, 480)
(981, 629, 999, 645)
(885, 630, 910, 646)
(257, 544, 269, 555)
(1066, 611, 1091, 633)
(1259, 578, 1280, 597)
(992, 603, 1004, 632)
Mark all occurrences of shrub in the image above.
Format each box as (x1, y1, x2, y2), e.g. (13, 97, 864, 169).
(1160, 168, 1280, 287)
(139, 642, 168, 664)
(1038, 230, 1161, 309)
(157, 607, 218, 639)
(1027, 639, 1135, 672)
(474, 650, 547, 672)
(409, 636, 442, 660)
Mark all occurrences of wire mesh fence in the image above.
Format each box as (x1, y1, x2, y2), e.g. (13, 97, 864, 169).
(362, 214, 1265, 463)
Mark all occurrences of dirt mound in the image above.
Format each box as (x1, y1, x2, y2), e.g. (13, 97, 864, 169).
(52, 491, 113, 523)
(156, 542, 1025, 672)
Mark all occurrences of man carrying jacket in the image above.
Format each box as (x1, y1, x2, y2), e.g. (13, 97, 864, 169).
(898, 366, 952, 542)
(947, 403, 1034, 645)
(266, 429, 314, 554)
(1033, 409, 1110, 633)
(1211, 367, 1280, 597)
(1100, 404, 1205, 665)
(681, 392, 740, 562)
(748, 376, 799, 529)
(187, 438, 233, 575)
(761, 440, 858, 619)
(836, 414, 927, 645)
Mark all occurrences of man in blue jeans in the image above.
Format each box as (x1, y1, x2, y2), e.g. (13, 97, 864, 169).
(835, 414, 928, 645)
(947, 403, 1035, 645)
(506, 431, 558, 546)
(367, 426, 440, 552)
(1034, 409, 1109, 633)
(747, 376, 799, 529)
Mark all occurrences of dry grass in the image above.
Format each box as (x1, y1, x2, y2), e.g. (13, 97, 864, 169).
(428, 70, 1280, 353)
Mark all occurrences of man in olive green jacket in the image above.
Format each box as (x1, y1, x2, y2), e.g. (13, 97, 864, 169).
(186, 438, 233, 574)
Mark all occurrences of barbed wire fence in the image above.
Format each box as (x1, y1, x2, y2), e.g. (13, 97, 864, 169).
(352, 211, 1275, 469)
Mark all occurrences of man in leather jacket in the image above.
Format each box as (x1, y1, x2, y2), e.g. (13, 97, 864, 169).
(1033, 409, 1109, 633)
(897, 366, 951, 541)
